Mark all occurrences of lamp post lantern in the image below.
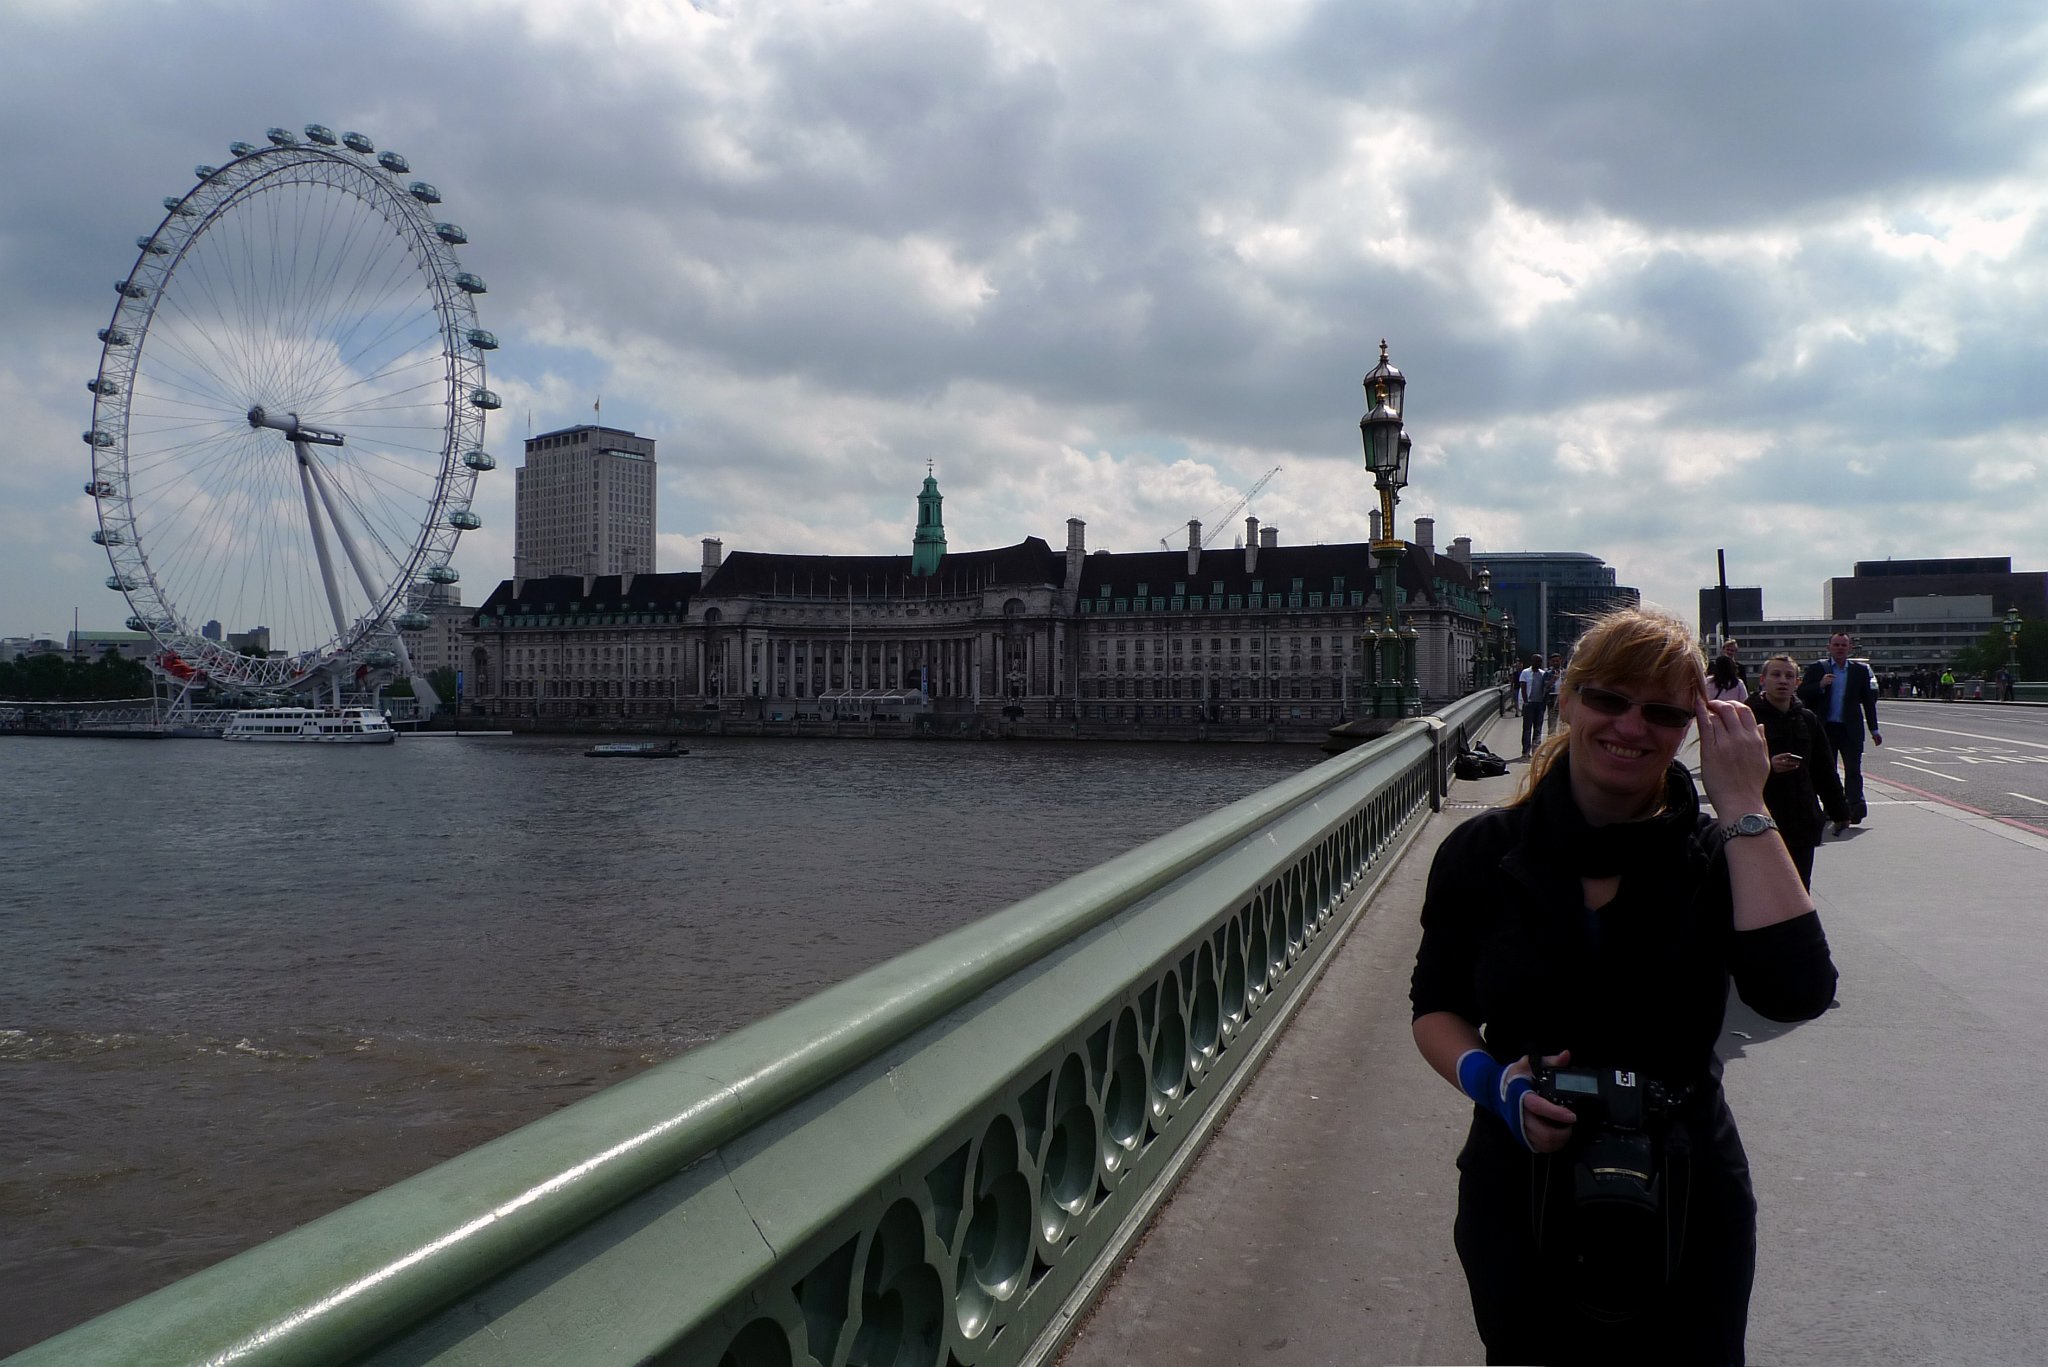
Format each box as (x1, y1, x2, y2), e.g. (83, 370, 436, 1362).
(1359, 340, 1417, 717)
(1475, 565, 1494, 694)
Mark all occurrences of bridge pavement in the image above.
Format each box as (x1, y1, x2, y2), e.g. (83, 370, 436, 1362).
(1059, 717, 2048, 1366)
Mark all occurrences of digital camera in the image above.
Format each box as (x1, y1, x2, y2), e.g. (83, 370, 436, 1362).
(1533, 1064, 1649, 1131)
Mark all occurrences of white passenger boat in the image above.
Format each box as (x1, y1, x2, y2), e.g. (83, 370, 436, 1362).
(220, 707, 398, 744)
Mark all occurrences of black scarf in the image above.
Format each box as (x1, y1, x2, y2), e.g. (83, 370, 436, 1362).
(1531, 754, 1698, 879)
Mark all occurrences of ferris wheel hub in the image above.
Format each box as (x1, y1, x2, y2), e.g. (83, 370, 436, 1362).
(247, 405, 344, 446)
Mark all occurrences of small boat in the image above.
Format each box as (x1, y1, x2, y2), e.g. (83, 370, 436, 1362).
(584, 741, 686, 758)
(222, 706, 397, 744)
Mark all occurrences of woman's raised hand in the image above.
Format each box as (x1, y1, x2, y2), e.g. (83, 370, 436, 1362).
(1695, 696, 1770, 816)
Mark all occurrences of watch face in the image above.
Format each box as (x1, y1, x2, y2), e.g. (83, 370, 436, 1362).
(1730, 813, 1773, 836)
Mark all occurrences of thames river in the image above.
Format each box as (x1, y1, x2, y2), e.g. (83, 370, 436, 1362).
(0, 732, 1317, 1353)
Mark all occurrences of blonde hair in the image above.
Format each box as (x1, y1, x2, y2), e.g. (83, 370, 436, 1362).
(1761, 653, 1800, 674)
(1511, 606, 1707, 806)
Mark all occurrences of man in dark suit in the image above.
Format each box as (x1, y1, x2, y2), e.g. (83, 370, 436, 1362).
(1800, 631, 1883, 828)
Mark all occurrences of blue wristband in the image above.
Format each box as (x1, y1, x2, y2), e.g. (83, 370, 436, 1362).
(1456, 1048, 1533, 1150)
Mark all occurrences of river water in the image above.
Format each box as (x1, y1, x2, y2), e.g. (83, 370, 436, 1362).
(0, 732, 1317, 1353)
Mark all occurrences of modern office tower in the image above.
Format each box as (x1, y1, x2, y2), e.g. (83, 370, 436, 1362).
(514, 425, 658, 579)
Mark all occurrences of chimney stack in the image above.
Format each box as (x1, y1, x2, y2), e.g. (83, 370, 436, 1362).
(1245, 516, 1260, 573)
(1187, 520, 1202, 575)
(1066, 518, 1087, 595)
(1259, 526, 1278, 549)
(1448, 535, 1471, 566)
(701, 537, 724, 578)
(1414, 517, 1434, 566)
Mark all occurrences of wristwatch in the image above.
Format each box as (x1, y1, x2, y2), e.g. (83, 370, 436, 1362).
(1721, 812, 1778, 841)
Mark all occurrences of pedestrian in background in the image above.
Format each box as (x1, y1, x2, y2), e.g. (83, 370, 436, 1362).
(1545, 651, 1565, 739)
(1800, 633, 1883, 825)
(1515, 654, 1549, 757)
(1752, 654, 1848, 884)
(1708, 640, 1748, 704)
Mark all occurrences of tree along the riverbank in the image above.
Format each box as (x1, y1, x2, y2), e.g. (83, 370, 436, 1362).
(0, 649, 152, 700)
(1951, 622, 2048, 680)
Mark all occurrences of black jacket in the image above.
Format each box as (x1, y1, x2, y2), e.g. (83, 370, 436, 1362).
(1797, 658, 1880, 746)
(1750, 694, 1849, 842)
(1411, 760, 1837, 1085)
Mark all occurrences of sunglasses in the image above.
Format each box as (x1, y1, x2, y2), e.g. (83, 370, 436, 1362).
(1574, 685, 1695, 730)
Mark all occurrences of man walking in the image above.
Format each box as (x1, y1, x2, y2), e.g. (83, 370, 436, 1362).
(1515, 653, 1549, 757)
(1545, 651, 1565, 739)
(1799, 632, 1882, 829)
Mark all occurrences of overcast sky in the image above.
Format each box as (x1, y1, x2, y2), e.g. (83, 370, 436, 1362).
(6, 0, 2047, 644)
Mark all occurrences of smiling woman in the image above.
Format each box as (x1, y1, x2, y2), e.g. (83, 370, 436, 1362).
(1408, 605, 1837, 1363)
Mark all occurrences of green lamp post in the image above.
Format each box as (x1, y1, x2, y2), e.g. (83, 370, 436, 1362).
(2006, 606, 2023, 688)
(1360, 341, 1417, 717)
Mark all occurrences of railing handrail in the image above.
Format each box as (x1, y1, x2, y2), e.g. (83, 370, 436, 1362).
(11, 690, 1505, 1366)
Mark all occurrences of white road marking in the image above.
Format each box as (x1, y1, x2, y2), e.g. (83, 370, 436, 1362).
(1890, 760, 1966, 783)
(2010, 792, 2048, 808)
(1881, 719, 2048, 751)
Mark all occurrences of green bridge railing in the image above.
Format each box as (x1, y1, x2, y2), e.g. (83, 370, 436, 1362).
(12, 690, 1506, 1367)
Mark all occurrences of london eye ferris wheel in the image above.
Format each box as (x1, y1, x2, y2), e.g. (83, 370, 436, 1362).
(84, 124, 501, 703)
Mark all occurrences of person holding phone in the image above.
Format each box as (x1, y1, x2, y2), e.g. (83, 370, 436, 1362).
(1409, 607, 1837, 1363)
(1751, 654, 1849, 886)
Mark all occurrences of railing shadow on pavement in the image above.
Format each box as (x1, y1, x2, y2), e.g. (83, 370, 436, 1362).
(7, 689, 1508, 1367)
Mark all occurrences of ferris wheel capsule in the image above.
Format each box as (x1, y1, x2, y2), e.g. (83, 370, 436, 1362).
(434, 222, 467, 244)
(465, 328, 498, 350)
(454, 272, 486, 294)
(425, 563, 460, 584)
(395, 611, 431, 631)
(99, 327, 132, 345)
(265, 127, 298, 147)
(461, 448, 495, 471)
(195, 164, 219, 180)
(408, 181, 441, 204)
(88, 378, 120, 396)
(86, 478, 117, 496)
(136, 236, 170, 255)
(360, 648, 399, 668)
(116, 280, 148, 299)
(469, 389, 501, 411)
(229, 141, 260, 158)
(85, 429, 115, 447)
(303, 124, 338, 146)
(92, 528, 124, 546)
(342, 132, 374, 153)
(163, 197, 196, 216)
(107, 574, 140, 591)
(448, 509, 482, 530)
(377, 151, 410, 174)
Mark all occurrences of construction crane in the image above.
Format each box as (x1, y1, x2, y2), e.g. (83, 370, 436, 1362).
(1158, 466, 1282, 550)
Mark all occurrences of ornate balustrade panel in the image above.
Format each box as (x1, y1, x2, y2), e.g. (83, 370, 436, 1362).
(9, 690, 1504, 1367)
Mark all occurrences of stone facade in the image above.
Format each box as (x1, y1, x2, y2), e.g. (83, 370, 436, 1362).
(460, 481, 1500, 733)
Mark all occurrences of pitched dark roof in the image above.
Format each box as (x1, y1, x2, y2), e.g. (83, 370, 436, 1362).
(705, 538, 1065, 599)
(473, 571, 701, 620)
(1076, 541, 1479, 605)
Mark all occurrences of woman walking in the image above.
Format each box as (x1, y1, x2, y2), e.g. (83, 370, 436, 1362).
(1751, 654, 1849, 886)
(1409, 607, 1837, 1364)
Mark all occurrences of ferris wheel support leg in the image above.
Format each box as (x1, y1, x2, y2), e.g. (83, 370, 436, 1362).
(299, 442, 387, 614)
(294, 443, 351, 639)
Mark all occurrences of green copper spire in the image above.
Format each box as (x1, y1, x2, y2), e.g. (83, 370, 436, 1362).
(911, 462, 946, 576)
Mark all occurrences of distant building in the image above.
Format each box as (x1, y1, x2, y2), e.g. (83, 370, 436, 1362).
(1825, 557, 2046, 621)
(1701, 555, 2043, 676)
(1, 636, 64, 663)
(1471, 552, 1641, 659)
(226, 626, 271, 656)
(462, 474, 1505, 733)
(1698, 587, 1765, 640)
(399, 585, 467, 680)
(201, 619, 223, 642)
(67, 629, 156, 662)
(514, 425, 657, 579)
